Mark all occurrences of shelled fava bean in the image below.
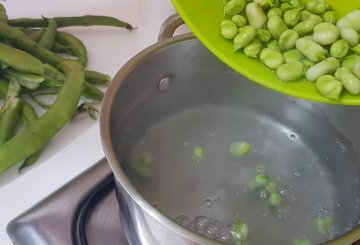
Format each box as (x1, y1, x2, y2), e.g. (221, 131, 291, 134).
(220, 0, 360, 100)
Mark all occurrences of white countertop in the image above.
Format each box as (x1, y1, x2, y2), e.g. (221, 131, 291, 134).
(0, 0, 182, 244)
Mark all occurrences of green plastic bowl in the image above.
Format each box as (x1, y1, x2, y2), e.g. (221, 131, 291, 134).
(171, 0, 360, 105)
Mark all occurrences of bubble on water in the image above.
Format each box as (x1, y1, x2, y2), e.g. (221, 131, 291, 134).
(355, 178, 360, 184)
(318, 206, 329, 215)
(279, 186, 288, 196)
(183, 142, 189, 146)
(217, 226, 233, 242)
(335, 138, 348, 153)
(277, 205, 291, 219)
(275, 175, 283, 181)
(194, 216, 210, 232)
(259, 190, 268, 199)
(289, 133, 296, 139)
(158, 76, 171, 91)
(214, 197, 223, 205)
(356, 197, 360, 204)
(204, 220, 221, 239)
(293, 168, 302, 177)
(205, 198, 214, 207)
(336, 203, 341, 208)
(175, 215, 191, 226)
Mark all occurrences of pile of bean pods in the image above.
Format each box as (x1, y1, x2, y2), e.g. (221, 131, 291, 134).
(0, 4, 133, 175)
(221, 0, 360, 100)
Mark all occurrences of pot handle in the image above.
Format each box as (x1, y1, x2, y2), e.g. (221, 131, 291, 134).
(158, 13, 185, 42)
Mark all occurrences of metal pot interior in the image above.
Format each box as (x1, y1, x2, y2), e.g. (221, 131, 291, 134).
(101, 35, 360, 245)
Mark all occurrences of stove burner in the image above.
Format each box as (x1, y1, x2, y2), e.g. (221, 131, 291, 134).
(7, 158, 128, 245)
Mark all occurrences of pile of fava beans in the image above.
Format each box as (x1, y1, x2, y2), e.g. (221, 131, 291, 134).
(221, 0, 360, 100)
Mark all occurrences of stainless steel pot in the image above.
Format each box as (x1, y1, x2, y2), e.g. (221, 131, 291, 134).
(100, 15, 360, 245)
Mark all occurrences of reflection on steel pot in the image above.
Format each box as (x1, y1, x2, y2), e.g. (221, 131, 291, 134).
(100, 21, 360, 245)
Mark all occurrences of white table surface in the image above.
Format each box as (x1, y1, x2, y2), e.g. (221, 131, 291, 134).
(0, 0, 183, 244)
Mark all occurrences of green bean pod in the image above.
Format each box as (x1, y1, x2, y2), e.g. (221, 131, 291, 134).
(276, 61, 304, 81)
(27, 28, 46, 42)
(312, 22, 339, 46)
(279, 29, 299, 51)
(8, 15, 133, 30)
(330, 39, 349, 59)
(305, 57, 340, 82)
(19, 101, 42, 173)
(220, 20, 239, 39)
(245, 2, 267, 29)
(337, 10, 360, 32)
(244, 38, 263, 57)
(225, 0, 246, 15)
(233, 25, 256, 50)
(85, 70, 111, 85)
(260, 48, 284, 70)
(295, 37, 326, 63)
(335, 67, 360, 95)
(283, 7, 302, 27)
(38, 18, 58, 49)
(0, 61, 85, 174)
(340, 27, 359, 47)
(293, 19, 317, 36)
(267, 15, 287, 39)
(0, 42, 44, 75)
(283, 49, 304, 62)
(231, 15, 248, 27)
(56, 31, 88, 66)
(0, 80, 22, 145)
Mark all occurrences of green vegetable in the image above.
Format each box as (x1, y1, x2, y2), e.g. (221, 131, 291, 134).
(0, 79, 22, 145)
(305, 57, 340, 82)
(244, 38, 263, 57)
(193, 146, 204, 162)
(266, 40, 281, 52)
(221, 20, 239, 40)
(232, 15, 248, 27)
(283, 7, 302, 27)
(293, 239, 312, 245)
(340, 27, 359, 47)
(316, 75, 343, 100)
(305, 0, 328, 15)
(131, 153, 153, 178)
(233, 25, 256, 50)
(335, 67, 360, 95)
(336, 9, 360, 32)
(256, 28, 272, 42)
(248, 173, 269, 189)
(276, 61, 304, 81)
(9, 15, 133, 30)
(283, 49, 304, 63)
(323, 11, 336, 24)
(260, 48, 284, 70)
(225, 0, 246, 15)
(231, 218, 250, 244)
(293, 19, 317, 36)
(295, 37, 326, 63)
(245, 2, 267, 29)
(3, 68, 44, 90)
(267, 15, 287, 39)
(312, 22, 339, 45)
(0, 61, 85, 174)
(330, 39, 349, 59)
(38, 18, 57, 49)
(56, 31, 88, 66)
(352, 57, 360, 78)
(269, 192, 283, 206)
(0, 42, 44, 75)
(230, 141, 252, 157)
(265, 180, 277, 193)
(316, 216, 333, 235)
(279, 29, 299, 51)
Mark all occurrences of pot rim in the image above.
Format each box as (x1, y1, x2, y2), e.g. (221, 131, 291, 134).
(100, 33, 360, 245)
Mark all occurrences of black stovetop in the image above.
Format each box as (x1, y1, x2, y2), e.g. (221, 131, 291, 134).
(7, 158, 128, 245)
